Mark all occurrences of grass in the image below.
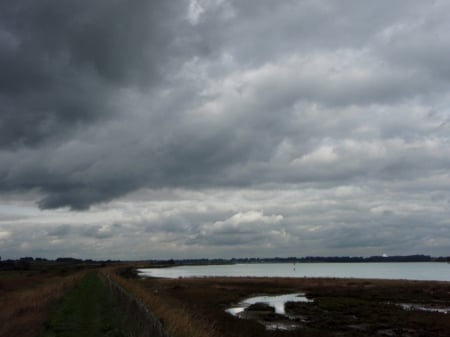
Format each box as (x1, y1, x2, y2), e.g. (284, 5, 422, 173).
(0, 270, 85, 337)
(40, 272, 127, 337)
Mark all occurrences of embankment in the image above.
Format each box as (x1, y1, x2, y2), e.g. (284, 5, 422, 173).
(105, 267, 217, 337)
(40, 271, 170, 337)
(102, 273, 170, 337)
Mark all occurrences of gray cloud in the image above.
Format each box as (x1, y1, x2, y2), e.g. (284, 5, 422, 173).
(1, 186, 450, 259)
(48, 225, 72, 237)
(1, 0, 450, 258)
(0, 0, 185, 148)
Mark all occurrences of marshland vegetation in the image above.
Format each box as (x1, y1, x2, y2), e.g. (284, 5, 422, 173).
(2, 261, 450, 337)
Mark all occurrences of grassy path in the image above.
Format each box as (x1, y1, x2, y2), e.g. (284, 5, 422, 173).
(40, 272, 127, 337)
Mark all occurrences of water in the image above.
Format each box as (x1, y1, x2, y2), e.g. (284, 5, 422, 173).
(226, 293, 312, 316)
(139, 262, 450, 281)
(225, 293, 312, 331)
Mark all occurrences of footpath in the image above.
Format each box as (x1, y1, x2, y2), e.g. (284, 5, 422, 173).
(40, 271, 127, 337)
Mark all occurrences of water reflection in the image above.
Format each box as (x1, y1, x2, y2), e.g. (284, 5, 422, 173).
(226, 293, 312, 330)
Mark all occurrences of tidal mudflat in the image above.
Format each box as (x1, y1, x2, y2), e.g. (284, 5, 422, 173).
(126, 273, 450, 337)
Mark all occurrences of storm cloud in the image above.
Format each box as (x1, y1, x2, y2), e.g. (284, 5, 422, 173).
(1, 0, 450, 259)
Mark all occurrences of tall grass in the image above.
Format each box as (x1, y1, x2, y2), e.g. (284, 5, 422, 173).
(0, 272, 85, 337)
(104, 268, 221, 337)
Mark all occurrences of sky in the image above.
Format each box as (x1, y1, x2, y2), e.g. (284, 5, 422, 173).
(1, 0, 450, 260)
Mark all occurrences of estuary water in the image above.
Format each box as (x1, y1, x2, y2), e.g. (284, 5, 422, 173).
(139, 262, 450, 281)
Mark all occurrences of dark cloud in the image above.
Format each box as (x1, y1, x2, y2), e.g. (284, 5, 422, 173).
(1, 1, 450, 259)
(0, 0, 183, 148)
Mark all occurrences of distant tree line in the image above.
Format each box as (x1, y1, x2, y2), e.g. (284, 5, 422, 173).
(0, 256, 119, 271)
(2, 254, 449, 271)
(148, 255, 450, 265)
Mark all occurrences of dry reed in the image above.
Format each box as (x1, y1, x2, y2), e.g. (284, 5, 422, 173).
(0, 272, 85, 337)
(104, 268, 221, 337)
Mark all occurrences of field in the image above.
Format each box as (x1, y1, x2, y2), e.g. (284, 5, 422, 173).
(113, 268, 450, 337)
(40, 271, 127, 337)
(0, 264, 85, 337)
(2, 262, 450, 337)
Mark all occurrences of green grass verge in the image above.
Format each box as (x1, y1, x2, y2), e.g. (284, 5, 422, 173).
(40, 272, 126, 337)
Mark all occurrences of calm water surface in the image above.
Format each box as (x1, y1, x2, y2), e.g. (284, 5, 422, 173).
(139, 262, 450, 281)
(226, 293, 312, 316)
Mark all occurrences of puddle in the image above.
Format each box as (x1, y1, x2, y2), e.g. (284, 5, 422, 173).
(399, 303, 450, 314)
(226, 293, 312, 330)
(265, 321, 305, 331)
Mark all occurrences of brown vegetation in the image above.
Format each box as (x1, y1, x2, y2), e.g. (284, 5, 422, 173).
(108, 269, 450, 337)
(104, 266, 221, 337)
(3, 264, 450, 337)
(0, 270, 85, 337)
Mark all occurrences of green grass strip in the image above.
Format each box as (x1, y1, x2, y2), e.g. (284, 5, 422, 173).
(41, 271, 126, 337)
